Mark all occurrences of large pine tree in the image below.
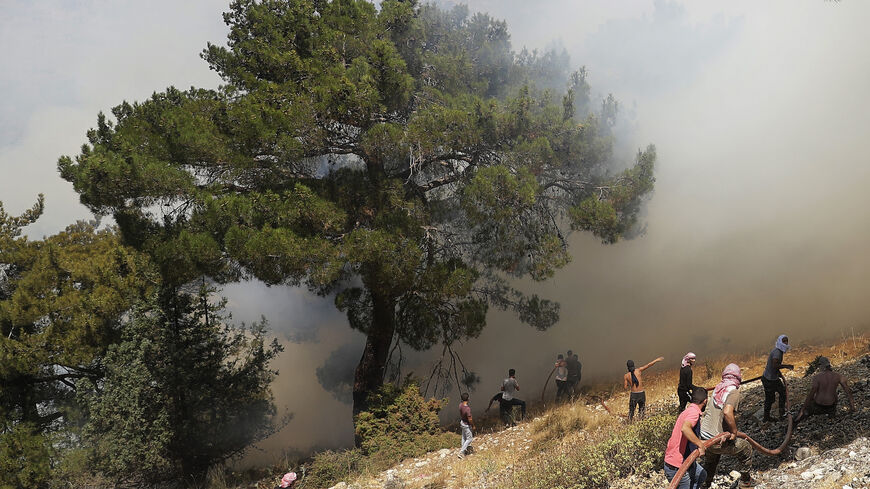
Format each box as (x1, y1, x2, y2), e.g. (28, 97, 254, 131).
(59, 0, 656, 421)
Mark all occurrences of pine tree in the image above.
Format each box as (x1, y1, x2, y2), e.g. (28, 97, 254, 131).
(59, 0, 656, 423)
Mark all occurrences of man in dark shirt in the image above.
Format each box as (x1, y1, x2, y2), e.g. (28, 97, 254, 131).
(678, 352, 698, 411)
(565, 351, 580, 400)
(761, 334, 793, 422)
(458, 392, 474, 458)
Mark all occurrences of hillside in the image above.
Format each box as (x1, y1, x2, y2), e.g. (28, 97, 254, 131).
(258, 337, 870, 489)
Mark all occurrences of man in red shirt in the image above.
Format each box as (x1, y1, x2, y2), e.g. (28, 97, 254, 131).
(458, 392, 475, 459)
(664, 388, 708, 489)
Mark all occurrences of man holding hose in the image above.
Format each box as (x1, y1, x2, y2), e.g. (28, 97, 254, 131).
(699, 363, 754, 488)
(664, 387, 709, 489)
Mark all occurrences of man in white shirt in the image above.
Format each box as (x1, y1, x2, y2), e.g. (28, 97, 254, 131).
(501, 369, 526, 422)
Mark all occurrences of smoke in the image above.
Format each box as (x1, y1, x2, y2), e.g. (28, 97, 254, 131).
(316, 343, 360, 404)
(441, 0, 870, 403)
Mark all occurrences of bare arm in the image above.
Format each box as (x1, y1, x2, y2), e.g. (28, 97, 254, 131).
(772, 356, 793, 372)
(638, 357, 665, 372)
(624, 373, 630, 390)
(681, 420, 706, 456)
(722, 404, 738, 438)
(840, 375, 855, 412)
(802, 378, 820, 412)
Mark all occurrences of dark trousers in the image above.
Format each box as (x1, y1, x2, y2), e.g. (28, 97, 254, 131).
(678, 388, 692, 412)
(566, 377, 579, 399)
(628, 391, 646, 421)
(761, 376, 786, 419)
(505, 397, 526, 419)
(555, 380, 567, 401)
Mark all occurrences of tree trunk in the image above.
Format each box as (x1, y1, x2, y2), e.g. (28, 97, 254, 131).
(352, 292, 396, 424)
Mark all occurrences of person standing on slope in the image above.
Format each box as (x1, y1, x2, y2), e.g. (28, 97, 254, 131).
(699, 364, 755, 489)
(678, 352, 698, 412)
(761, 334, 793, 422)
(664, 387, 709, 489)
(565, 350, 580, 400)
(457, 392, 475, 459)
(554, 354, 568, 402)
(624, 356, 664, 421)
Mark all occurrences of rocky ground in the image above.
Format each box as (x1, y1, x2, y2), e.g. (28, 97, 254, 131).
(614, 353, 870, 489)
(311, 350, 870, 489)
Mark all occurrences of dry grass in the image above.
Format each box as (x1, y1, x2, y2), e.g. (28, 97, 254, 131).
(529, 402, 613, 449)
(235, 334, 869, 489)
(435, 334, 869, 489)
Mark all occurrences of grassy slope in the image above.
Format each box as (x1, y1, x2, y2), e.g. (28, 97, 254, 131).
(238, 334, 869, 489)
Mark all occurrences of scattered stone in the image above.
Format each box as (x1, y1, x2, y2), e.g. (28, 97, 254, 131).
(795, 447, 812, 460)
(328, 482, 347, 489)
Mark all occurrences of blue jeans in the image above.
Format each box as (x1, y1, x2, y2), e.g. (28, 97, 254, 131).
(664, 461, 706, 489)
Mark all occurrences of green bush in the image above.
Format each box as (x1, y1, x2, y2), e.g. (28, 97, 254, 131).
(514, 412, 675, 489)
(299, 383, 458, 488)
(355, 382, 455, 461)
(0, 424, 52, 489)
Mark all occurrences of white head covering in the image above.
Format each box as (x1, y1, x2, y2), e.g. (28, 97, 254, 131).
(775, 334, 790, 353)
(681, 352, 696, 367)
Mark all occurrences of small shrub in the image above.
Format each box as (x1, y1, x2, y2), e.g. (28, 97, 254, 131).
(299, 383, 459, 489)
(355, 382, 457, 464)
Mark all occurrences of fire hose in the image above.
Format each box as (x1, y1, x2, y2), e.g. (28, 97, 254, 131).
(541, 366, 557, 401)
(665, 375, 793, 489)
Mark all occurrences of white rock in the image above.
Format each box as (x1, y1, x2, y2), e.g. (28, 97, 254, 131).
(729, 470, 742, 480)
(801, 471, 815, 480)
(328, 483, 347, 489)
(414, 462, 426, 468)
(849, 450, 857, 457)
(843, 485, 853, 489)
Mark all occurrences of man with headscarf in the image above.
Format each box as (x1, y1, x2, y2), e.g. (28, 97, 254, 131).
(623, 356, 664, 421)
(761, 334, 793, 422)
(678, 352, 698, 412)
(554, 354, 568, 402)
(794, 356, 855, 425)
(699, 364, 754, 489)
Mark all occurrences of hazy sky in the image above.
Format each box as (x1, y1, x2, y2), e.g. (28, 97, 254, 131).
(3, 0, 870, 457)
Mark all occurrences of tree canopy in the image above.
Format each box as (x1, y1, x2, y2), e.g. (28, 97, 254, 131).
(59, 0, 656, 419)
(1, 197, 286, 486)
